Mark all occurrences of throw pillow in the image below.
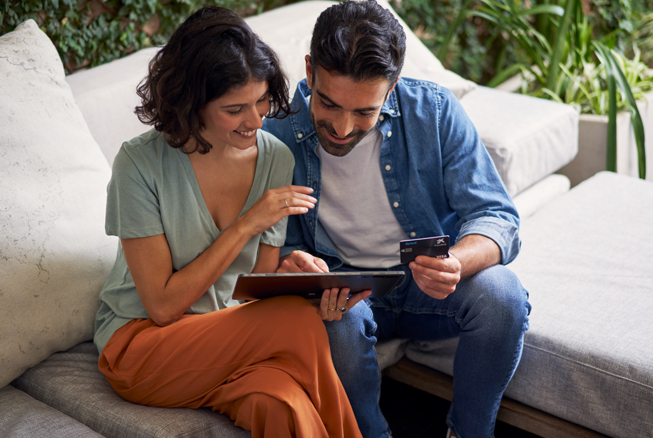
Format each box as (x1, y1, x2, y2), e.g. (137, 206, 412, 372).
(0, 20, 117, 388)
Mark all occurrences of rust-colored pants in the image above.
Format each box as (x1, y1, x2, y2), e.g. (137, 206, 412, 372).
(98, 295, 361, 438)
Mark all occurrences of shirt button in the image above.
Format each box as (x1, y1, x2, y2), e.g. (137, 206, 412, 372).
(393, 201, 399, 208)
(385, 164, 391, 171)
(379, 115, 384, 121)
(410, 232, 416, 237)
(387, 131, 392, 138)
(297, 133, 303, 139)
(389, 109, 394, 113)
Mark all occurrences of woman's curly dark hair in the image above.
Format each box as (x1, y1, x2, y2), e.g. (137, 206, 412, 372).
(135, 6, 293, 154)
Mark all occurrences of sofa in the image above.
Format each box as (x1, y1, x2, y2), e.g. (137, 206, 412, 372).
(2, 2, 652, 437)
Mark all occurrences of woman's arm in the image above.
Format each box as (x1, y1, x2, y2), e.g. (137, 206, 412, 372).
(122, 219, 252, 327)
(122, 185, 315, 327)
(251, 243, 281, 274)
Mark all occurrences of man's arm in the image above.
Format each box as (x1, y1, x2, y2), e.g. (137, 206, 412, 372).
(410, 234, 501, 300)
(450, 234, 501, 278)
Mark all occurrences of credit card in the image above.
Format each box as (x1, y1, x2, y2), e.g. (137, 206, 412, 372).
(400, 235, 450, 264)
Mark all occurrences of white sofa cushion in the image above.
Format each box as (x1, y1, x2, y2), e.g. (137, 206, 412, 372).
(461, 86, 579, 197)
(512, 173, 570, 219)
(0, 20, 117, 388)
(65, 47, 158, 167)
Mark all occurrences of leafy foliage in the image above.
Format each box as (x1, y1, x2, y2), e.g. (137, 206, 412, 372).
(391, 0, 653, 85)
(390, 0, 507, 84)
(0, 0, 297, 74)
(460, 0, 650, 178)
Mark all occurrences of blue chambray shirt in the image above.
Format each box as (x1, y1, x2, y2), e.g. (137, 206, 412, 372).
(263, 78, 520, 270)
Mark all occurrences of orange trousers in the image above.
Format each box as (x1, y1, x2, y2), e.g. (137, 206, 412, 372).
(98, 295, 361, 438)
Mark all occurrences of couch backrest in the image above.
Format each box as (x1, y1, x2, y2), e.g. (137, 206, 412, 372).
(65, 0, 475, 167)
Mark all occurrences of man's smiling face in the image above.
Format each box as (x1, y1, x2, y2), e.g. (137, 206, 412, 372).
(305, 56, 396, 157)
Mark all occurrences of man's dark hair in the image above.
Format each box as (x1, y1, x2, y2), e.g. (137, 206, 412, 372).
(135, 6, 293, 154)
(310, 0, 406, 84)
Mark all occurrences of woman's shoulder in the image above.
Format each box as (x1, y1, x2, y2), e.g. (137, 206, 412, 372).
(258, 129, 293, 163)
(113, 129, 168, 170)
(119, 129, 165, 157)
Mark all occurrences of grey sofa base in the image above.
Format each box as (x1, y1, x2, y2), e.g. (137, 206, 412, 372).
(11, 342, 250, 438)
(384, 358, 608, 438)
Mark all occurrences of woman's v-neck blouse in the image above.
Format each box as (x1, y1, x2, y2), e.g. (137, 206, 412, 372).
(94, 128, 294, 353)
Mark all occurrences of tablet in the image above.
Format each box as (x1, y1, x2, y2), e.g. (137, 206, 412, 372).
(232, 271, 405, 301)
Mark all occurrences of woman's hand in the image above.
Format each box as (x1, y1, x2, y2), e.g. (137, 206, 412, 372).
(278, 250, 329, 273)
(238, 185, 316, 238)
(316, 287, 372, 322)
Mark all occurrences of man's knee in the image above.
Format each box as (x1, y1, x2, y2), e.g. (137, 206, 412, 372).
(324, 300, 377, 376)
(325, 299, 376, 341)
(461, 265, 531, 332)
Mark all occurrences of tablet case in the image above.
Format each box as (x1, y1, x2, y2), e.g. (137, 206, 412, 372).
(232, 271, 405, 301)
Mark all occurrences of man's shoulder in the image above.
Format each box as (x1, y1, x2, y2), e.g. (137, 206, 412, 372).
(395, 77, 457, 104)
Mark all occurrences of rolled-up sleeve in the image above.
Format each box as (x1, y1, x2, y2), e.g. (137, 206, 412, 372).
(457, 216, 521, 264)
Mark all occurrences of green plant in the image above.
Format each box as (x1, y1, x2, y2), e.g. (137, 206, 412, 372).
(636, 12, 653, 66)
(0, 0, 297, 74)
(390, 0, 506, 84)
(438, 0, 649, 179)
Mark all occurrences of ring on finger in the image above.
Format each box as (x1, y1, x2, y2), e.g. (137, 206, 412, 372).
(284, 199, 289, 208)
(338, 306, 347, 313)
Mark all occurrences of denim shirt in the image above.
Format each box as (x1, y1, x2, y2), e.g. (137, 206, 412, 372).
(263, 78, 520, 271)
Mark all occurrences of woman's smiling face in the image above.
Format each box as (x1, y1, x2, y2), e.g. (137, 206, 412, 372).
(198, 79, 270, 151)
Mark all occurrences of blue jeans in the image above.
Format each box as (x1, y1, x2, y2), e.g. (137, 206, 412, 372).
(324, 264, 531, 438)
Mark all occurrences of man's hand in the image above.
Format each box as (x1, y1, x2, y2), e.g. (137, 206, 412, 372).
(410, 254, 461, 300)
(316, 287, 372, 321)
(410, 234, 502, 299)
(277, 250, 329, 273)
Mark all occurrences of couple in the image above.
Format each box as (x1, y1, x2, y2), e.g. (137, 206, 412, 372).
(94, 2, 531, 438)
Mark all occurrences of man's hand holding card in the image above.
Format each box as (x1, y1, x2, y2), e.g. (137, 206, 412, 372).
(400, 235, 462, 300)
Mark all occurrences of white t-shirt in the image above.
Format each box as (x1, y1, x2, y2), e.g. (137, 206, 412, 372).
(317, 127, 407, 268)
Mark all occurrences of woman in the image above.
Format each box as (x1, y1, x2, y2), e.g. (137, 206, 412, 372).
(93, 6, 362, 437)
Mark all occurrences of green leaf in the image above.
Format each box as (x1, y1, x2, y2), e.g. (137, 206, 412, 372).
(518, 5, 565, 17)
(594, 41, 646, 179)
(547, 0, 576, 92)
(436, 0, 474, 62)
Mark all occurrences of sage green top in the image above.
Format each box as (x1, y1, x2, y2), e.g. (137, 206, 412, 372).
(94, 128, 294, 353)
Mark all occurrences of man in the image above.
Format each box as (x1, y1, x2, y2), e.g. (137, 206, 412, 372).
(264, 1, 531, 437)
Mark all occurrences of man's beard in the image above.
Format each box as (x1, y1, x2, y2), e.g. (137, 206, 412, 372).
(309, 101, 370, 157)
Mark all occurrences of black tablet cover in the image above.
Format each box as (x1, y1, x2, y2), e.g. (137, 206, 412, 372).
(232, 271, 404, 301)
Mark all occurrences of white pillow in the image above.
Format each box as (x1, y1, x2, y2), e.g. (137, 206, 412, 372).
(65, 47, 157, 167)
(245, 0, 476, 100)
(0, 20, 117, 388)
